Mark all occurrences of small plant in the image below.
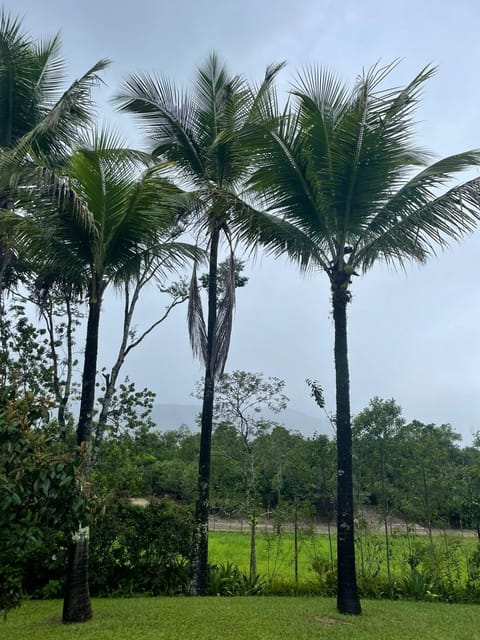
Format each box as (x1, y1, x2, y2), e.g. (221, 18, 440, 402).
(208, 562, 266, 596)
(311, 557, 337, 596)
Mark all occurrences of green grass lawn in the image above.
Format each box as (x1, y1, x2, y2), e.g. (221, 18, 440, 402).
(208, 529, 476, 585)
(208, 530, 333, 582)
(3, 597, 480, 640)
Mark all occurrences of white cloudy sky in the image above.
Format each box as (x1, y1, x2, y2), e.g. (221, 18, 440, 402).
(11, 0, 480, 442)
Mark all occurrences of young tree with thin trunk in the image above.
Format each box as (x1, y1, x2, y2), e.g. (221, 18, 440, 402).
(208, 370, 288, 579)
(353, 397, 405, 582)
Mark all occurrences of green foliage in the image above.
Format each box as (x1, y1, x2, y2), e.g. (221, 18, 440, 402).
(99, 379, 156, 438)
(199, 258, 249, 304)
(0, 303, 55, 397)
(311, 557, 337, 596)
(88, 499, 193, 596)
(208, 562, 266, 596)
(208, 529, 480, 604)
(0, 9, 107, 174)
(0, 392, 85, 617)
(92, 424, 198, 501)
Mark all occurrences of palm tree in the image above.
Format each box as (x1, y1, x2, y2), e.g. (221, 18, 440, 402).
(0, 9, 108, 294)
(115, 53, 283, 594)
(245, 62, 480, 614)
(14, 129, 196, 622)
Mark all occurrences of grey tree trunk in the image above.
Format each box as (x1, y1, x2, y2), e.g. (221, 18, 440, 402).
(62, 527, 91, 623)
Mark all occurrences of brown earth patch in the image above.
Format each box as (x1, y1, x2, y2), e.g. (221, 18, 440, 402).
(314, 615, 351, 626)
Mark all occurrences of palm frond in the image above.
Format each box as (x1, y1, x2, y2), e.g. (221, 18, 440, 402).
(247, 61, 286, 124)
(188, 261, 208, 364)
(246, 107, 337, 257)
(211, 250, 235, 377)
(115, 72, 203, 181)
(33, 33, 65, 106)
(8, 127, 195, 298)
(356, 174, 480, 270)
(230, 196, 329, 272)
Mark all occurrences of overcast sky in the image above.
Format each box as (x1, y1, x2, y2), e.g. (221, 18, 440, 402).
(11, 0, 480, 443)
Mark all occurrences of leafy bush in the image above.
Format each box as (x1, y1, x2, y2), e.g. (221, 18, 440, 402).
(0, 391, 85, 618)
(89, 499, 193, 596)
(310, 557, 337, 596)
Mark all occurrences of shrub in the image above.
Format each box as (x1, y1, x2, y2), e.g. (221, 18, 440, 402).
(89, 498, 193, 596)
(0, 391, 85, 618)
(311, 557, 337, 596)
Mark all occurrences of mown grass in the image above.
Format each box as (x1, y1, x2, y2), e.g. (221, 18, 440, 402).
(3, 597, 480, 640)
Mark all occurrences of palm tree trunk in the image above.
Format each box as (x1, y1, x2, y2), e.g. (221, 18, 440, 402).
(62, 526, 91, 623)
(189, 227, 220, 596)
(332, 280, 361, 615)
(77, 284, 103, 447)
(63, 278, 103, 623)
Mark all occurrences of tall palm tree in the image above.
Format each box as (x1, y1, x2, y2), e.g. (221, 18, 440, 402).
(115, 53, 283, 594)
(245, 63, 480, 614)
(0, 9, 108, 294)
(14, 129, 196, 622)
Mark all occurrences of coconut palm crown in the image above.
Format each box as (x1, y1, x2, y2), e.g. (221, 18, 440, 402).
(0, 10, 109, 293)
(244, 62, 480, 614)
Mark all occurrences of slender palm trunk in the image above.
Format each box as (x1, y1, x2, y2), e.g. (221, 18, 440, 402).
(77, 284, 103, 447)
(189, 227, 220, 596)
(58, 297, 75, 440)
(63, 277, 103, 623)
(332, 280, 361, 615)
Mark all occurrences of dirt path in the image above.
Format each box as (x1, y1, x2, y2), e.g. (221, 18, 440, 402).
(209, 508, 478, 538)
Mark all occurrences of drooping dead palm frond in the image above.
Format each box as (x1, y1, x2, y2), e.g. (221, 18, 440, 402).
(188, 261, 207, 364)
(211, 251, 235, 377)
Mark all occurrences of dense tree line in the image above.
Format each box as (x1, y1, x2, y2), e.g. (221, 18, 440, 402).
(2, 9, 480, 620)
(92, 389, 480, 536)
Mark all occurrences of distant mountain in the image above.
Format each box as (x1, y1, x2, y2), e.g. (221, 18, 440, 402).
(151, 403, 331, 437)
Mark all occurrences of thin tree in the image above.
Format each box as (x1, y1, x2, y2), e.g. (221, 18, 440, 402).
(245, 62, 480, 614)
(116, 53, 283, 595)
(353, 397, 405, 582)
